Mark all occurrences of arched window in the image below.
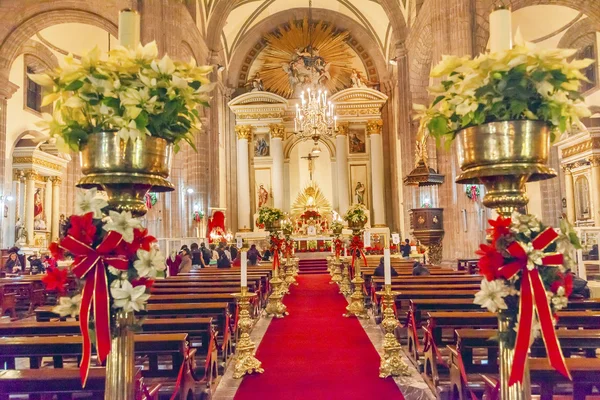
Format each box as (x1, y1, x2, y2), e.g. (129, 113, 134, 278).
(25, 66, 42, 113)
(575, 176, 591, 220)
(579, 44, 597, 93)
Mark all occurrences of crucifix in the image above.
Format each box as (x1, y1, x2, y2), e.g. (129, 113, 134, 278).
(301, 153, 319, 181)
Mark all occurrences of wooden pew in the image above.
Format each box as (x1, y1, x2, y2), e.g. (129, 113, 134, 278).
(0, 367, 162, 400)
(0, 285, 16, 319)
(0, 333, 204, 399)
(0, 280, 44, 314)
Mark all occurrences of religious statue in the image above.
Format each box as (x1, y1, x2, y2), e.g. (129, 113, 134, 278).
(258, 184, 269, 208)
(281, 45, 331, 97)
(249, 72, 264, 92)
(301, 153, 319, 181)
(15, 217, 23, 242)
(355, 182, 366, 204)
(59, 214, 67, 239)
(350, 68, 368, 88)
(34, 188, 43, 218)
(34, 216, 46, 231)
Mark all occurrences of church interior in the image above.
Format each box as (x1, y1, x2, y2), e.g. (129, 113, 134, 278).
(0, 0, 600, 399)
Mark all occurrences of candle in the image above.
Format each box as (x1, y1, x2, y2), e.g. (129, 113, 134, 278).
(241, 251, 248, 287)
(384, 248, 391, 285)
(489, 6, 512, 52)
(344, 245, 348, 257)
(118, 9, 140, 49)
(364, 230, 371, 247)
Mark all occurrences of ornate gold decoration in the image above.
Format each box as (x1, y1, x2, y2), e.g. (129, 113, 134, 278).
(335, 108, 382, 117)
(269, 124, 286, 139)
(417, 216, 425, 225)
(265, 269, 288, 318)
(23, 169, 38, 180)
(77, 132, 174, 217)
(337, 122, 349, 136)
(498, 314, 531, 399)
(290, 181, 332, 218)
(232, 287, 264, 378)
(51, 176, 62, 186)
(13, 170, 24, 181)
(331, 260, 342, 285)
(256, 18, 356, 98)
(427, 241, 443, 265)
(344, 256, 369, 319)
(284, 258, 297, 287)
(105, 311, 136, 399)
(366, 119, 383, 135)
(377, 285, 411, 378)
(456, 121, 556, 216)
(339, 263, 352, 296)
(589, 156, 600, 167)
(235, 125, 253, 140)
(13, 156, 63, 172)
(237, 112, 282, 120)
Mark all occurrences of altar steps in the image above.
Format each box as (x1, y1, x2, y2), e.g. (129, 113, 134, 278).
(298, 259, 328, 275)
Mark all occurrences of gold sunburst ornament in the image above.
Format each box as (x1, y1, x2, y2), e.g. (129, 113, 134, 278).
(257, 15, 354, 98)
(291, 181, 332, 217)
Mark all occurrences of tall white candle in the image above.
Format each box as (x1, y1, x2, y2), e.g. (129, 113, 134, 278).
(384, 248, 391, 285)
(489, 7, 512, 52)
(344, 245, 348, 257)
(118, 9, 140, 49)
(241, 251, 248, 287)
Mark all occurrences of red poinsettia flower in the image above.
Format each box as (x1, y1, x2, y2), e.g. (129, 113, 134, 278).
(487, 216, 512, 245)
(551, 272, 574, 297)
(42, 266, 68, 295)
(119, 228, 157, 258)
(476, 243, 505, 281)
(67, 212, 97, 246)
(49, 241, 65, 260)
(131, 277, 155, 289)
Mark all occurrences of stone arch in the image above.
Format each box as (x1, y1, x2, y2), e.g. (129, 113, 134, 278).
(227, 8, 388, 91)
(19, 39, 59, 73)
(284, 136, 336, 160)
(558, 18, 599, 49)
(0, 8, 118, 80)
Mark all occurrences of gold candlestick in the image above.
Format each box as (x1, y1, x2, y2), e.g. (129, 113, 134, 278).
(330, 257, 342, 285)
(339, 262, 352, 296)
(344, 260, 368, 319)
(231, 287, 264, 378)
(265, 269, 288, 318)
(376, 284, 410, 377)
(284, 258, 297, 287)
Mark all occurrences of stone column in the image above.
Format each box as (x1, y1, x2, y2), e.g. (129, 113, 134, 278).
(235, 125, 253, 231)
(590, 157, 600, 226)
(336, 123, 350, 215)
(24, 170, 37, 245)
(367, 119, 386, 226)
(44, 177, 53, 231)
(563, 166, 576, 223)
(51, 177, 61, 241)
(270, 124, 285, 209)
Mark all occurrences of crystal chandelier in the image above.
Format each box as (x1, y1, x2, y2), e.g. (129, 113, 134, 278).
(292, 0, 338, 154)
(294, 88, 337, 154)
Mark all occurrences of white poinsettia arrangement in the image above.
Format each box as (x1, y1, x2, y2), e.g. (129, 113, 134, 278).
(414, 38, 594, 144)
(344, 203, 368, 224)
(474, 213, 580, 384)
(257, 206, 284, 225)
(29, 41, 214, 152)
(45, 188, 165, 319)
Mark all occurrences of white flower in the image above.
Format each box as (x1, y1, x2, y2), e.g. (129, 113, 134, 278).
(53, 295, 81, 318)
(474, 279, 509, 313)
(133, 248, 166, 278)
(103, 210, 142, 243)
(107, 266, 127, 279)
(75, 188, 108, 218)
(110, 279, 150, 312)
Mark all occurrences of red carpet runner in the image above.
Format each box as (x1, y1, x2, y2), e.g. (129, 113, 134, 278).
(234, 273, 404, 400)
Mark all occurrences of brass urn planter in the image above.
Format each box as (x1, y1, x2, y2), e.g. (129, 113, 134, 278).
(77, 131, 174, 217)
(347, 219, 366, 235)
(455, 120, 556, 216)
(264, 219, 281, 233)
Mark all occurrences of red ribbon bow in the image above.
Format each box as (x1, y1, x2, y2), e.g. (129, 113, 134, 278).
(497, 228, 571, 386)
(270, 235, 285, 272)
(60, 230, 128, 386)
(349, 235, 368, 278)
(333, 238, 343, 258)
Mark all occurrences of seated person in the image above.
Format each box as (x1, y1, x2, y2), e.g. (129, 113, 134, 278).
(28, 253, 45, 275)
(5, 252, 21, 274)
(217, 249, 231, 268)
(412, 262, 430, 276)
(570, 275, 591, 299)
(373, 257, 399, 277)
(589, 244, 599, 260)
(262, 249, 272, 261)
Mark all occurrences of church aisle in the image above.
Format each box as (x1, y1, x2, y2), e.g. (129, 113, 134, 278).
(234, 272, 404, 400)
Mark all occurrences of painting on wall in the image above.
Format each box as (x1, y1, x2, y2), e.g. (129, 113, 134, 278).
(254, 133, 270, 157)
(348, 126, 366, 154)
(349, 164, 368, 208)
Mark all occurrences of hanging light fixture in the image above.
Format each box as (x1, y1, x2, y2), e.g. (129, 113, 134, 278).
(293, 0, 338, 147)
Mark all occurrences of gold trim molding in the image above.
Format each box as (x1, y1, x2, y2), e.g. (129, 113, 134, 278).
(235, 125, 254, 140)
(337, 122, 349, 136)
(13, 156, 63, 172)
(561, 137, 600, 158)
(237, 112, 282, 120)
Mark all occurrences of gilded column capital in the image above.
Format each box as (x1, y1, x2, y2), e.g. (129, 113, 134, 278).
(235, 125, 253, 140)
(23, 169, 38, 180)
(51, 176, 62, 186)
(269, 123, 285, 139)
(366, 119, 383, 136)
(561, 164, 573, 174)
(337, 122, 349, 136)
(589, 156, 600, 167)
(13, 170, 24, 181)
